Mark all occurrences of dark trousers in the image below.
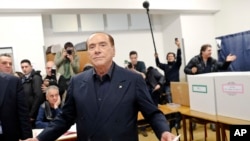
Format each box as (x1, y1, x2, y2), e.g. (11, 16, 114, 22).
(0, 134, 5, 140)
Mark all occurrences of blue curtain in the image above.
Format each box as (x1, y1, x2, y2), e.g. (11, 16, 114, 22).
(216, 30, 250, 71)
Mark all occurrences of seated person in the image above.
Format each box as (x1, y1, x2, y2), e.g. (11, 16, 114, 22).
(42, 61, 67, 100)
(145, 66, 165, 106)
(35, 85, 61, 129)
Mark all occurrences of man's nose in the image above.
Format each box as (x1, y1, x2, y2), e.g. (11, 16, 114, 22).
(94, 46, 102, 52)
(6, 63, 12, 67)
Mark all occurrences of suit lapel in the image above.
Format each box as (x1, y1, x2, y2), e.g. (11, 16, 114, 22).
(0, 73, 9, 108)
(79, 72, 98, 120)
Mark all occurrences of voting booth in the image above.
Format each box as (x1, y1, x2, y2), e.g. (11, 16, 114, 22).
(214, 72, 250, 121)
(187, 73, 218, 115)
(187, 72, 250, 121)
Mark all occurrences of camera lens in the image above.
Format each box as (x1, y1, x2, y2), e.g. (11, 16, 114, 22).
(67, 50, 72, 55)
(128, 63, 132, 69)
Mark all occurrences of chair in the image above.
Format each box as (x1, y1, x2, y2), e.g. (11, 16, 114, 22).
(189, 118, 209, 141)
(220, 123, 229, 141)
(137, 119, 150, 137)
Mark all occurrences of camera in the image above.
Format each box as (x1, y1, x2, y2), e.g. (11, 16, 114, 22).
(66, 49, 73, 55)
(127, 62, 133, 69)
(51, 69, 56, 77)
(48, 78, 57, 86)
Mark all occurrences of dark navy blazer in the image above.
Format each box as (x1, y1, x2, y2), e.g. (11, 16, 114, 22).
(0, 73, 32, 140)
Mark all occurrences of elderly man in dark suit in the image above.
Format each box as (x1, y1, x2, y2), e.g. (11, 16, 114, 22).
(25, 32, 176, 141)
(0, 72, 32, 141)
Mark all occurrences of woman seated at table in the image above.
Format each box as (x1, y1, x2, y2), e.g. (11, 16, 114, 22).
(35, 85, 61, 128)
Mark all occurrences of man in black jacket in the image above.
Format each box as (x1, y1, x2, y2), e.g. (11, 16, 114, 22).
(20, 59, 44, 128)
(155, 38, 182, 103)
(184, 44, 236, 74)
(42, 61, 67, 101)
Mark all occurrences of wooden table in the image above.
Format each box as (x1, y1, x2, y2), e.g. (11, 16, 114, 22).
(217, 115, 250, 141)
(139, 104, 250, 141)
(158, 104, 220, 141)
(138, 104, 184, 121)
(181, 109, 220, 141)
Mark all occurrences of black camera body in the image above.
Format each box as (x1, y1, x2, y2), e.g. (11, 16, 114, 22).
(48, 69, 57, 85)
(48, 78, 57, 86)
(66, 49, 73, 55)
(127, 63, 133, 69)
(51, 69, 56, 77)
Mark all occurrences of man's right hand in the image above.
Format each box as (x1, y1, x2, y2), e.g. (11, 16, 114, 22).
(62, 50, 67, 58)
(41, 84, 47, 93)
(191, 67, 198, 74)
(175, 38, 181, 48)
(23, 138, 39, 141)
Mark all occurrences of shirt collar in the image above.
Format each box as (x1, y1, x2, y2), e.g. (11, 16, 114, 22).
(25, 73, 31, 78)
(93, 62, 115, 80)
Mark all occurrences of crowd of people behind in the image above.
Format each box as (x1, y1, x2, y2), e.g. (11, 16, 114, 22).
(0, 32, 237, 141)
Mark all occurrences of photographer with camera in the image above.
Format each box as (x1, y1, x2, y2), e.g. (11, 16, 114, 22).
(126, 51, 146, 79)
(42, 61, 67, 102)
(54, 42, 80, 86)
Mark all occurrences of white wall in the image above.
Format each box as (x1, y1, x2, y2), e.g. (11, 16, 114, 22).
(0, 0, 220, 13)
(0, 15, 46, 74)
(43, 14, 165, 69)
(112, 31, 164, 68)
(215, 0, 250, 36)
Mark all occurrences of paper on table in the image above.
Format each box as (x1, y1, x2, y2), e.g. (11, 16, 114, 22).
(32, 129, 44, 137)
(68, 124, 76, 132)
(63, 124, 77, 135)
(172, 134, 181, 141)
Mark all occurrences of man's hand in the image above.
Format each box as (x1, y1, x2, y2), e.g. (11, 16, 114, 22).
(175, 38, 181, 48)
(41, 84, 47, 93)
(226, 54, 236, 62)
(54, 97, 61, 109)
(66, 54, 74, 62)
(62, 50, 67, 58)
(161, 131, 176, 141)
(191, 67, 198, 74)
(41, 79, 49, 93)
(22, 138, 39, 141)
(129, 68, 146, 79)
(153, 84, 161, 92)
